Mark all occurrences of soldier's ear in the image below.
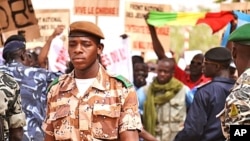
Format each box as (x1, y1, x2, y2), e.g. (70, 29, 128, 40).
(97, 43, 104, 56)
(231, 46, 236, 61)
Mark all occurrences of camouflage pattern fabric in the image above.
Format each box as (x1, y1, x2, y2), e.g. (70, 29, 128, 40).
(43, 65, 142, 141)
(218, 68, 250, 141)
(0, 61, 61, 141)
(0, 71, 26, 141)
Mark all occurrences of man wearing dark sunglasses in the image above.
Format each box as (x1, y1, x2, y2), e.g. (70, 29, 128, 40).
(182, 53, 210, 89)
(174, 47, 235, 141)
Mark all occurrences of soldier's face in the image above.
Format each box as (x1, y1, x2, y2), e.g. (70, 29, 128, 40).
(68, 33, 103, 71)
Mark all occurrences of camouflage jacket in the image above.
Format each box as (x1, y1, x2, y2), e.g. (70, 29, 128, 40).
(43, 65, 142, 141)
(0, 71, 26, 140)
(218, 68, 250, 141)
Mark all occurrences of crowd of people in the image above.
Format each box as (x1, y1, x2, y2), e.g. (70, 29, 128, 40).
(0, 13, 249, 141)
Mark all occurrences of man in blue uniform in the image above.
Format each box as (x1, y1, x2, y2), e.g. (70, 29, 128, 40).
(173, 47, 235, 141)
(0, 35, 61, 141)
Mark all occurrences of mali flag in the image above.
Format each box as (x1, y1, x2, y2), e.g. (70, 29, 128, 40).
(147, 11, 235, 34)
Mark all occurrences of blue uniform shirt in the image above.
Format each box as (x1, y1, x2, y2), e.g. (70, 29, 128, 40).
(0, 61, 61, 141)
(174, 77, 235, 141)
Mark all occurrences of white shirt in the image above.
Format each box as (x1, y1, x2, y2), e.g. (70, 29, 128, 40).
(75, 78, 95, 97)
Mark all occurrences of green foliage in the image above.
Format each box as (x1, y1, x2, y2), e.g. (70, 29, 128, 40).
(169, 24, 221, 57)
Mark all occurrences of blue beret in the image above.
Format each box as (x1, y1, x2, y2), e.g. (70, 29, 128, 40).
(205, 47, 231, 62)
(3, 35, 26, 60)
(228, 23, 250, 45)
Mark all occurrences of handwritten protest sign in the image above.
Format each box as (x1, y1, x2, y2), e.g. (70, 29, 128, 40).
(26, 9, 70, 48)
(74, 0, 119, 16)
(101, 37, 133, 81)
(25, 9, 70, 73)
(0, 0, 40, 46)
(125, 2, 171, 52)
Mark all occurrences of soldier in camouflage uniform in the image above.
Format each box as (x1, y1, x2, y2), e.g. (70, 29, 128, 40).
(0, 71, 26, 141)
(42, 21, 142, 141)
(218, 23, 250, 141)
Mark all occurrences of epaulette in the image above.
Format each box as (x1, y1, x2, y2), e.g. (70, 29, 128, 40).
(196, 80, 212, 89)
(47, 77, 59, 93)
(113, 74, 133, 88)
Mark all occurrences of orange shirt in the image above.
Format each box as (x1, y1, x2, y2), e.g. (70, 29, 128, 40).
(174, 65, 211, 89)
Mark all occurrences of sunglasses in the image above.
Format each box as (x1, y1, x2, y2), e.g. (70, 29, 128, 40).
(190, 61, 202, 66)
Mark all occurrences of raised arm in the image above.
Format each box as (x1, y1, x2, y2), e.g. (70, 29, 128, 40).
(38, 25, 65, 68)
(144, 14, 167, 60)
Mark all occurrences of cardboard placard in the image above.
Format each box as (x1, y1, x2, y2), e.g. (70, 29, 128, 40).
(26, 9, 70, 48)
(0, 0, 40, 46)
(125, 2, 171, 52)
(74, 0, 119, 16)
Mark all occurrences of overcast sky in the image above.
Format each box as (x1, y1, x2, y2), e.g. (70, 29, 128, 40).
(163, 0, 220, 12)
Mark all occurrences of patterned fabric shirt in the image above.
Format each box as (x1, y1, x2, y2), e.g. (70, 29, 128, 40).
(218, 68, 250, 141)
(0, 71, 26, 141)
(42, 65, 142, 141)
(0, 61, 61, 141)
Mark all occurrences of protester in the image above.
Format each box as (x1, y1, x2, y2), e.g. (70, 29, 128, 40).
(144, 15, 210, 90)
(0, 34, 61, 141)
(133, 62, 148, 90)
(30, 25, 65, 69)
(131, 56, 159, 141)
(42, 21, 142, 141)
(0, 72, 26, 141)
(145, 59, 158, 84)
(174, 47, 235, 141)
(218, 23, 250, 141)
(133, 62, 148, 115)
(26, 48, 40, 68)
(132, 55, 144, 67)
(142, 58, 189, 141)
(131, 57, 151, 113)
(177, 53, 210, 89)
